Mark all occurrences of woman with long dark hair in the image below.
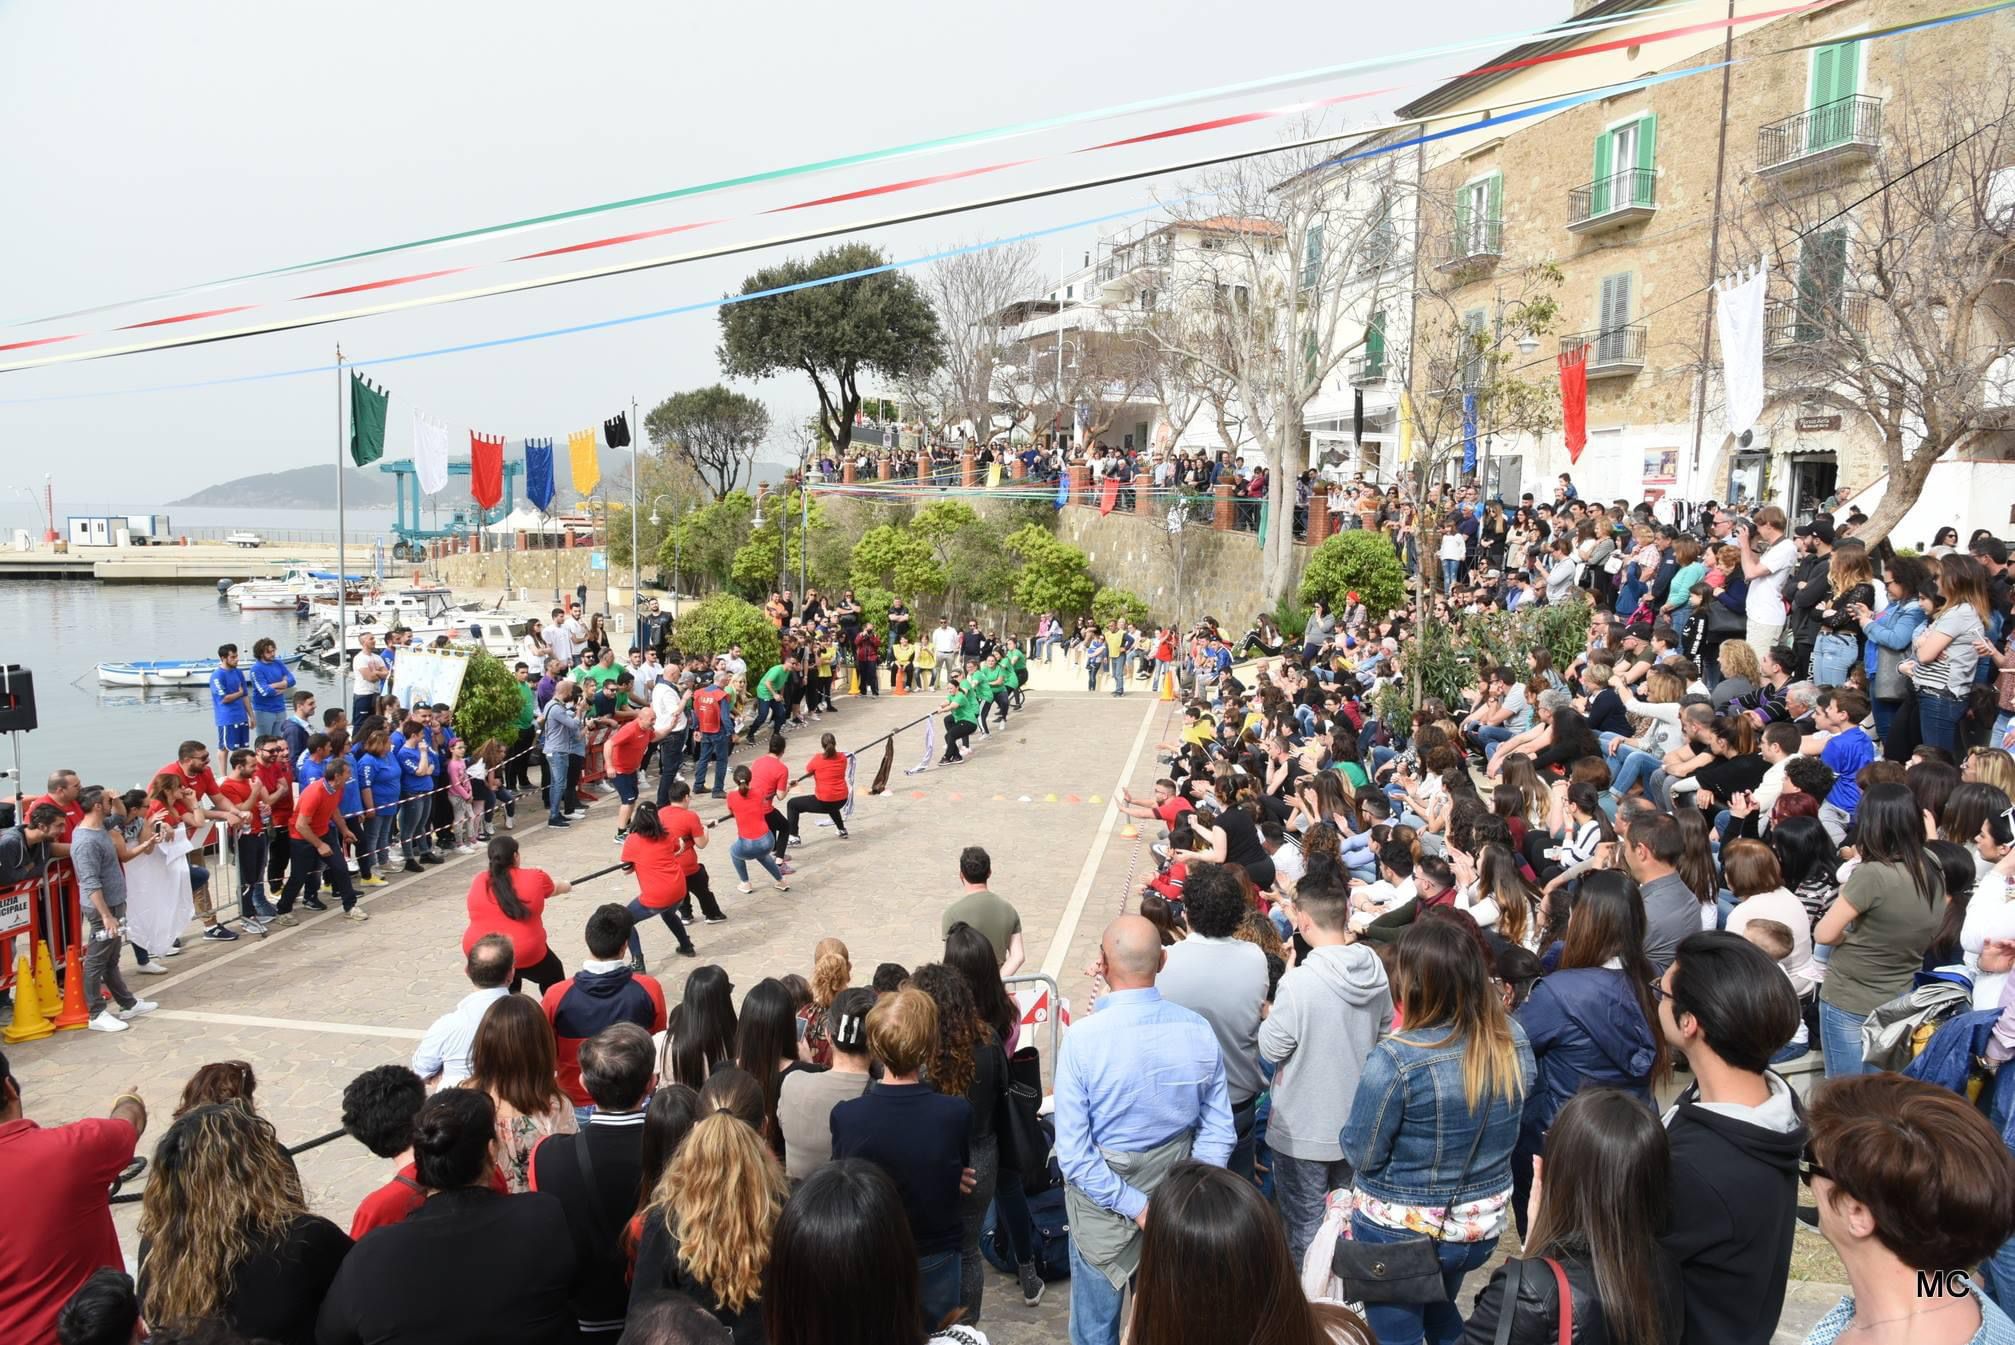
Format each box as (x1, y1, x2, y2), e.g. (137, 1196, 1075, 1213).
(945, 921, 1019, 1054)
(913, 962, 1010, 1324)
(1342, 919, 1533, 1345)
(625, 1083, 698, 1261)
(723, 764, 789, 893)
(463, 994, 576, 1192)
(1461, 1089, 1682, 1345)
(734, 977, 802, 1155)
(1769, 813, 1841, 928)
(1514, 871, 1663, 1234)
(1815, 783, 1948, 1077)
(137, 1104, 351, 1344)
(662, 964, 738, 1089)
(460, 834, 572, 993)
(1129, 1162, 1372, 1345)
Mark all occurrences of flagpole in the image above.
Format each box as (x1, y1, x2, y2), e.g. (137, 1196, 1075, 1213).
(628, 397, 640, 647)
(335, 345, 348, 671)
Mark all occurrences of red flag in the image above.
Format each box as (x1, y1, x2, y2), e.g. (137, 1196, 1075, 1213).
(1099, 478, 1120, 515)
(470, 432, 504, 509)
(1558, 349, 1589, 464)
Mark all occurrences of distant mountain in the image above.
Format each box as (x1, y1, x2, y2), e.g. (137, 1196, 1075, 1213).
(169, 464, 398, 509)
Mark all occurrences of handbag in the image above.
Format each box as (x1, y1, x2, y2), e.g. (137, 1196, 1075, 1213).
(1490, 1257, 1574, 1345)
(1328, 1109, 1490, 1304)
(1997, 662, 2015, 714)
(1001, 1044, 1052, 1193)
(1872, 642, 1911, 701)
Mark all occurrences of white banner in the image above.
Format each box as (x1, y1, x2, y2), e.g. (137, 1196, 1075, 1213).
(413, 410, 453, 495)
(1715, 263, 1769, 444)
(390, 648, 471, 713)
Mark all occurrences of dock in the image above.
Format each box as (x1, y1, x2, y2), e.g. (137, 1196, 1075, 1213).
(0, 543, 346, 584)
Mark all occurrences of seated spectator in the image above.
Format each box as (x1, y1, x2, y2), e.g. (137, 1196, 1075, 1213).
(55, 1269, 139, 1345)
(172, 1061, 257, 1119)
(1129, 1161, 1371, 1345)
(342, 1064, 501, 1239)
(1800, 1074, 2015, 1343)
(660, 963, 737, 1090)
(1461, 1088, 1683, 1345)
(621, 1293, 731, 1345)
(779, 987, 876, 1183)
(630, 1068, 784, 1344)
(411, 933, 515, 1089)
(531, 1023, 655, 1344)
(317, 1088, 578, 1345)
(138, 1103, 351, 1345)
(625, 1084, 699, 1260)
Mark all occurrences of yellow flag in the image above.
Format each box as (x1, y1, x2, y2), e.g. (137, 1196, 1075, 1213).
(986, 463, 1002, 490)
(1397, 390, 1415, 464)
(568, 428, 600, 495)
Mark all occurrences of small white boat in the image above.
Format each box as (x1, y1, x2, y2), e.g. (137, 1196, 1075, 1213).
(95, 651, 312, 688)
(226, 564, 369, 610)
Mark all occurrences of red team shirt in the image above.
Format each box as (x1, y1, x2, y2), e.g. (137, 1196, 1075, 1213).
(805, 753, 850, 803)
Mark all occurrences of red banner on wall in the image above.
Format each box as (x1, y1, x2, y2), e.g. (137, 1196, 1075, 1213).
(1558, 349, 1589, 464)
(470, 432, 504, 509)
(1099, 478, 1120, 515)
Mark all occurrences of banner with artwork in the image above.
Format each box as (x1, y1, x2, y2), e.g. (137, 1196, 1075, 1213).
(390, 648, 472, 713)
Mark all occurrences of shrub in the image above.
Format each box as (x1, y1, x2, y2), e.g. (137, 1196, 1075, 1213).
(676, 593, 780, 683)
(1005, 525, 1095, 619)
(1092, 587, 1150, 628)
(1299, 530, 1407, 621)
(452, 650, 524, 753)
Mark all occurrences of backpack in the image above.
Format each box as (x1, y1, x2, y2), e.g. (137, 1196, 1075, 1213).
(980, 1152, 1073, 1282)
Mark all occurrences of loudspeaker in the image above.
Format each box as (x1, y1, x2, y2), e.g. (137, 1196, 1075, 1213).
(0, 666, 38, 733)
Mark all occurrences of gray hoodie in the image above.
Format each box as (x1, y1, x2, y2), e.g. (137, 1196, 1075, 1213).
(1257, 943, 1392, 1161)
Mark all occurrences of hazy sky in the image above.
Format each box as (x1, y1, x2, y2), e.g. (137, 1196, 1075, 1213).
(0, 0, 1555, 511)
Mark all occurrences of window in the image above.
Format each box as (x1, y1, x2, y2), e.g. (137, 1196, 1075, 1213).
(1597, 273, 1634, 362)
(1461, 309, 1487, 390)
(1302, 223, 1324, 289)
(1807, 40, 1862, 150)
(1591, 115, 1657, 213)
(1457, 173, 1502, 255)
(1365, 311, 1387, 376)
(1795, 229, 1847, 341)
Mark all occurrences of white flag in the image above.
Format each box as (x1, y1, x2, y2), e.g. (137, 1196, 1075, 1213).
(1715, 264, 1768, 444)
(414, 411, 453, 495)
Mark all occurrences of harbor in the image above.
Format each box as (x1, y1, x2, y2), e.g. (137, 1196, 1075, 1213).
(0, 541, 345, 584)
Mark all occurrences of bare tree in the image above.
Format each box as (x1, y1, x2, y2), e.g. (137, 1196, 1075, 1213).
(919, 240, 1039, 446)
(1133, 306, 1239, 455)
(1729, 68, 2015, 542)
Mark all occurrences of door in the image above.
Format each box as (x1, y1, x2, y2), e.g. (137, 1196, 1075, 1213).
(1808, 40, 1862, 150)
(1795, 230, 1847, 341)
(1597, 273, 1634, 363)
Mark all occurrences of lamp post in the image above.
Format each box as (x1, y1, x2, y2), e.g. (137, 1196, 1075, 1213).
(646, 493, 680, 607)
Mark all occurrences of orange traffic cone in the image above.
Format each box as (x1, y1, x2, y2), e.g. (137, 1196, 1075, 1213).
(52, 943, 90, 1031)
(3, 953, 53, 1043)
(32, 941, 59, 1017)
(892, 667, 907, 695)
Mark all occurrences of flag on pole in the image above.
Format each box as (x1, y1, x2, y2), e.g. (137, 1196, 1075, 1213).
(413, 411, 452, 495)
(1462, 393, 1478, 476)
(1053, 468, 1069, 511)
(1397, 390, 1415, 464)
(349, 373, 388, 466)
(1715, 263, 1768, 444)
(1558, 348, 1589, 464)
(568, 429, 600, 495)
(602, 412, 632, 449)
(525, 438, 556, 512)
(470, 432, 504, 510)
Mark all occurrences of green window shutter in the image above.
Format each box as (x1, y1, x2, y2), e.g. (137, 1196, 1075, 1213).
(1633, 115, 1657, 205)
(1592, 132, 1613, 214)
(1366, 312, 1385, 373)
(1486, 173, 1503, 227)
(1808, 41, 1859, 148)
(1303, 223, 1323, 289)
(1455, 191, 1472, 250)
(1809, 44, 1837, 109)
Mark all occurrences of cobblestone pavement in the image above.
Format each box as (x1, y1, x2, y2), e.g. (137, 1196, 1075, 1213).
(7, 669, 1841, 1343)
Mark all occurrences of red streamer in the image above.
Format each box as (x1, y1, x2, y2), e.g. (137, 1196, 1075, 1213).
(1558, 350, 1588, 465)
(470, 432, 504, 510)
(1099, 479, 1120, 516)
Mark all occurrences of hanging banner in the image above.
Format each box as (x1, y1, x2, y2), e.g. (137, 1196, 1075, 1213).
(1559, 348, 1589, 464)
(1397, 390, 1415, 464)
(390, 647, 472, 712)
(568, 428, 600, 495)
(525, 438, 556, 512)
(1353, 388, 1364, 447)
(350, 372, 388, 465)
(986, 462, 1002, 490)
(1053, 470, 1069, 512)
(470, 432, 504, 510)
(603, 411, 632, 448)
(1099, 478, 1120, 515)
(413, 411, 452, 495)
(1462, 393, 1478, 476)
(1715, 263, 1768, 444)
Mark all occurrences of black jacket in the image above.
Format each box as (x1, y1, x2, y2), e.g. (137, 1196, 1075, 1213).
(315, 1186, 576, 1345)
(1659, 1077, 1808, 1345)
(530, 1112, 647, 1341)
(630, 1214, 765, 1345)
(1461, 1249, 1685, 1344)
(141, 1213, 351, 1345)
(1785, 554, 1833, 645)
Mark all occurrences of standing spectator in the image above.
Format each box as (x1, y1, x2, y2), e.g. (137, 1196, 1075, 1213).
(854, 625, 882, 696)
(1257, 857, 1391, 1265)
(136, 1103, 351, 1345)
(1158, 863, 1269, 1184)
(464, 994, 579, 1192)
(531, 1023, 655, 1345)
(1738, 506, 1796, 652)
(831, 986, 973, 1330)
(317, 1088, 577, 1345)
(411, 934, 514, 1089)
(71, 785, 157, 1032)
(778, 987, 875, 1183)
(1815, 783, 1948, 1077)
(1798, 1075, 2015, 1344)
(248, 637, 296, 740)
(0, 1055, 147, 1344)
(1513, 871, 1663, 1234)
(541, 907, 668, 1120)
(1656, 931, 1807, 1345)
(911, 963, 1010, 1324)
(662, 964, 738, 1090)
(1053, 916, 1233, 1345)
(1459, 1089, 1683, 1345)
(1857, 556, 1928, 740)
(349, 632, 388, 723)
(940, 846, 1026, 974)
(1340, 919, 1533, 1345)
(541, 681, 588, 827)
(1906, 553, 1994, 754)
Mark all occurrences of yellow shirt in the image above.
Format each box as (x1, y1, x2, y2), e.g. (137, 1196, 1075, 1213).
(914, 645, 937, 669)
(893, 640, 917, 664)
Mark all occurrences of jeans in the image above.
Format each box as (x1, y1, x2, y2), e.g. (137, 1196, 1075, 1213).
(918, 1248, 960, 1334)
(253, 708, 286, 739)
(1441, 559, 1459, 592)
(1819, 998, 1876, 1078)
(990, 1176, 1036, 1265)
(1918, 691, 1965, 754)
(857, 659, 879, 695)
(1810, 632, 1859, 687)
(545, 753, 573, 820)
(1227, 1095, 1259, 1187)
(654, 728, 690, 805)
(400, 794, 436, 855)
(1981, 1235, 2015, 1316)
(693, 731, 731, 794)
(1349, 1213, 1496, 1345)
(235, 832, 276, 919)
(84, 928, 135, 1016)
(363, 813, 397, 874)
(744, 697, 785, 740)
(729, 834, 783, 884)
(1273, 1152, 1352, 1270)
(281, 828, 357, 913)
(1474, 724, 1517, 760)
(959, 1133, 1000, 1321)
(1068, 1238, 1128, 1345)
(1610, 747, 1661, 800)
(624, 897, 692, 958)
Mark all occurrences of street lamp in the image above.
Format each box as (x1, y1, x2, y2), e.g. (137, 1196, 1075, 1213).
(646, 494, 682, 601)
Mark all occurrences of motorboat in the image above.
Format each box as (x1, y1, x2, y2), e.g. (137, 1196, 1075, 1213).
(305, 583, 487, 630)
(96, 651, 311, 688)
(296, 612, 531, 666)
(225, 565, 369, 611)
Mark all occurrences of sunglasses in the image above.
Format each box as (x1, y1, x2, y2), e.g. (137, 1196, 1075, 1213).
(1799, 1143, 1831, 1187)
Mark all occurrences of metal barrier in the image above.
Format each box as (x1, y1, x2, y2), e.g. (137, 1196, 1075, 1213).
(1003, 972, 1064, 1066)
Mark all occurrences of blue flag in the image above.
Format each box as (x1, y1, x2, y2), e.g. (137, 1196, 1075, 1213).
(525, 438, 555, 512)
(1462, 394, 1478, 476)
(1054, 465, 1069, 511)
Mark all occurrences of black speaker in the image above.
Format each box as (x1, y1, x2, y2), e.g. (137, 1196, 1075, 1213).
(0, 666, 38, 733)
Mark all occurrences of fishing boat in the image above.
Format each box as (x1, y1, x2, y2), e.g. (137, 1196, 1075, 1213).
(296, 613, 531, 666)
(96, 651, 311, 688)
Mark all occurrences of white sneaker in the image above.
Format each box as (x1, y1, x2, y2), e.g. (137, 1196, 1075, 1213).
(135, 962, 170, 976)
(342, 908, 372, 922)
(346, 856, 361, 872)
(87, 1013, 129, 1032)
(243, 918, 270, 936)
(118, 999, 159, 1020)
(157, 943, 183, 958)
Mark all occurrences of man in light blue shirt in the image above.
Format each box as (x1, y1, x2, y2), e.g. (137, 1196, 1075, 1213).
(209, 643, 251, 751)
(1054, 915, 1232, 1345)
(247, 637, 296, 741)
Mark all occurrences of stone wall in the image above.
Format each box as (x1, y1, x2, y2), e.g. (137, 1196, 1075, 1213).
(435, 548, 610, 604)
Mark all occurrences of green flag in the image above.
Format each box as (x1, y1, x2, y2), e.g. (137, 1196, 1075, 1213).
(350, 372, 389, 466)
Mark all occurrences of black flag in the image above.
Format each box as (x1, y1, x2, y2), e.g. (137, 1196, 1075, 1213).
(603, 412, 632, 449)
(1353, 389, 1364, 447)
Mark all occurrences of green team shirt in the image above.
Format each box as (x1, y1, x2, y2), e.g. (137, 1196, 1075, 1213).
(1002, 648, 1027, 677)
(951, 685, 981, 725)
(584, 664, 623, 691)
(515, 682, 538, 731)
(971, 666, 1001, 698)
(757, 663, 790, 702)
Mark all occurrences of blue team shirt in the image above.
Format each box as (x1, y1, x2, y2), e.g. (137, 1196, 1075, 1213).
(396, 742, 434, 797)
(209, 666, 250, 726)
(360, 751, 403, 807)
(337, 756, 363, 818)
(297, 755, 326, 790)
(1823, 726, 1876, 815)
(249, 657, 294, 714)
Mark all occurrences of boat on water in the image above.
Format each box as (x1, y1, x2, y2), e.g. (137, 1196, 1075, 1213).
(304, 583, 486, 629)
(225, 565, 370, 611)
(96, 652, 312, 688)
(296, 612, 531, 666)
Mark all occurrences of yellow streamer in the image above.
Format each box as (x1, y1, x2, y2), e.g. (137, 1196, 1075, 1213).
(569, 428, 600, 495)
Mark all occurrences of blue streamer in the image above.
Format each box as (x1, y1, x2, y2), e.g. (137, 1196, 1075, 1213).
(524, 437, 555, 512)
(1462, 393, 1477, 475)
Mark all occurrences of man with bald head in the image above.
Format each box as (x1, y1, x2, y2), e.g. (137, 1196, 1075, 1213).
(1053, 915, 1233, 1345)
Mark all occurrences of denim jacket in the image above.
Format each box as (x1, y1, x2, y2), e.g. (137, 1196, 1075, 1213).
(1339, 1019, 1535, 1207)
(1863, 598, 1926, 673)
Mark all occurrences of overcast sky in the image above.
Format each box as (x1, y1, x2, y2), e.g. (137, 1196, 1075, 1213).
(0, 0, 1555, 510)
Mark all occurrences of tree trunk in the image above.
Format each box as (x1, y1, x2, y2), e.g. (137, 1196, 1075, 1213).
(1259, 425, 1299, 605)
(1850, 436, 1943, 550)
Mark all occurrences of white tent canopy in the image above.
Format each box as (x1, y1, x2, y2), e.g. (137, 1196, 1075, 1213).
(486, 504, 567, 535)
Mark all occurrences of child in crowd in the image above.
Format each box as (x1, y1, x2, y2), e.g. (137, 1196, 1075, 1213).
(445, 739, 478, 854)
(1742, 917, 1811, 1061)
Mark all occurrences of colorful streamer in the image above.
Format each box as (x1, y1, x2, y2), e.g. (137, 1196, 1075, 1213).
(470, 432, 504, 510)
(568, 428, 600, 495)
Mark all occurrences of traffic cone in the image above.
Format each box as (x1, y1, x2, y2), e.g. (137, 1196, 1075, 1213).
(3, 954, 53, 1043)
(52, 943, 90, 1031)
(893, 667, 907, 695)
(32, 942, 59, 1017)
(1159, 670, 1176, 701)
(849, 668, 860, 696)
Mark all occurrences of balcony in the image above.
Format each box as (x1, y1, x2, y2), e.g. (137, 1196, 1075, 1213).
(1350, 352, 1393, 386)
(1439, 217, 1504, 270)
(1567, 168, 1658, 233)
(1763, 294, 1871, 353)
(1559, 325, 1647, 378)
(1357, 230, 1401, 276)
(1757, 96, 1883, 177)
